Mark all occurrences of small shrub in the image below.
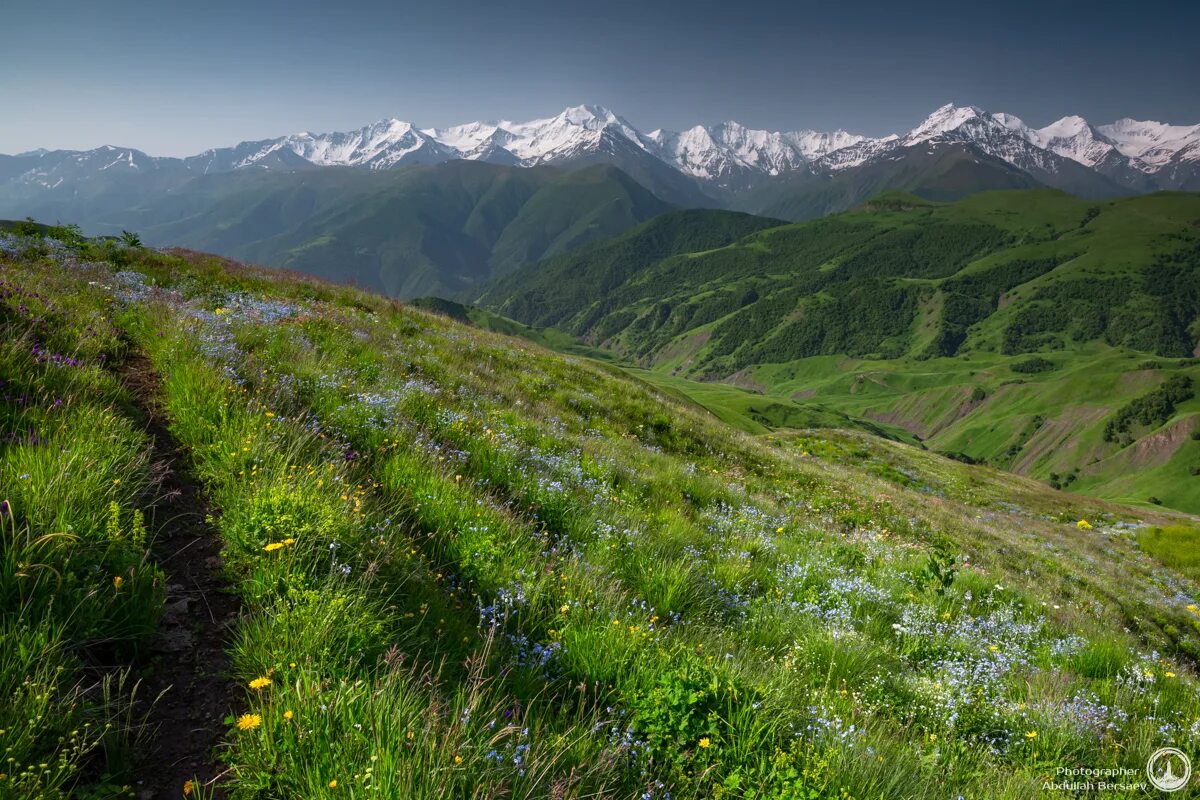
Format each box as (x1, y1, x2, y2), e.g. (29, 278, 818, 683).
(1012, 356, 1056, 373)
(921, 544, 957, 596)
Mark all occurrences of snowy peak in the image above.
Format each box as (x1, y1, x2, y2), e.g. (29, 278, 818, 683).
(555, 104, 622, 128)
(280, 118, 454, 169)
(1038, 115, 1090, 139)
(1097, 118, 1200, 166)
(1030, 116, 1118, 169)
(645, 120, 869, 186)
(656, 122, 804, 178)
(906, 104, 985, 143)
(784, 129, 867, 160)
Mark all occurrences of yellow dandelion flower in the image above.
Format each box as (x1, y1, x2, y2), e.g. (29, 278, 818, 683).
(264, 542, 285, 552)
(698, 737, 711, 749)
(265, 412, 275, 418)
(1025, 731, 1038, 740)
(1076, 520, 1092, 530)
(1166, 671, 1176, 678)
(328, 780, 338, 788)
(113, 575, 124, 589)
(236, 713, 262, 731)
(453, 754, 463, 765)
(283, 710, 294, 720)
(282, 538, 296, 546)
(248, 676, 271, 690)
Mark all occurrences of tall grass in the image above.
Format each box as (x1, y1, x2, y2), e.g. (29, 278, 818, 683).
(0, 257, 163, 798)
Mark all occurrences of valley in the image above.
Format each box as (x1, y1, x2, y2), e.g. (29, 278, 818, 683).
(6, 2, 1199, 797)
(475, 189, 1200, 514)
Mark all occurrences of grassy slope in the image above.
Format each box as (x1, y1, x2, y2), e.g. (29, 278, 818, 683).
(6, 228, 1200, 799)
(480, 190, 1200, 513)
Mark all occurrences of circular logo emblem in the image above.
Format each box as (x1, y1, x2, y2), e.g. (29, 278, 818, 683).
(1147, 748, 1191, 793)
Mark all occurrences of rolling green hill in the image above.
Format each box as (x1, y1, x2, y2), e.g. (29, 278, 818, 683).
(479, 189, 1200, 512)
(4, 224, 1199, 799)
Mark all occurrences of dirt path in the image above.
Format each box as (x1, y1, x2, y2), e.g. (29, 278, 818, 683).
(122, 353, 237, 799)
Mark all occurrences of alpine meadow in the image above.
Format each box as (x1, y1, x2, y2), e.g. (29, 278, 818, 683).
(4, 1, 1200, 798)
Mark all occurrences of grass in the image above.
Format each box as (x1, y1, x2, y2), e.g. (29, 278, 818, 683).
(1137, 526, 1200, 582)
(0, 248, 164, 797)
(4, 226, 1200, 798)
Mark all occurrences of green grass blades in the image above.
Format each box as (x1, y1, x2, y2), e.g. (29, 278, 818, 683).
(1, 257, 164, 797)
(4, 227, 1200, 799)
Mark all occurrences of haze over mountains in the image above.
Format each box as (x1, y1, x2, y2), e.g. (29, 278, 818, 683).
(3, 102, 1197, 298)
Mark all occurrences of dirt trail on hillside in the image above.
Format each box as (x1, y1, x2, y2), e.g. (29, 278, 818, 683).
(122, 354, 236, 799)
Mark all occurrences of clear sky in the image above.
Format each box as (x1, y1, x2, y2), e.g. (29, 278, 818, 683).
(4, 0, 1198, 156)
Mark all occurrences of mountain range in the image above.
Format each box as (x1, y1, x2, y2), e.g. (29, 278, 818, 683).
(5, 102, 1198, 202)
(3, 102, 1197, 298)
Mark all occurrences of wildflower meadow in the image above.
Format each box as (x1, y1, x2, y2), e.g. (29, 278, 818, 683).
(2, 226, 1198, 798)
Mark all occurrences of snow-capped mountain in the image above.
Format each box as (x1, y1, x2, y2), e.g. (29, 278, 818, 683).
(2, 103, 1197, 205)
(424, 105, 653, 166)
(802, 103, 1198, 193)
(642, 122, 865, 189)
(1098, 119, 1200, 167)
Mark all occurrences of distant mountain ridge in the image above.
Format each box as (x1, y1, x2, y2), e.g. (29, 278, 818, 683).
(4, 103, 1197, 206)
(2, 103, 1197, 301)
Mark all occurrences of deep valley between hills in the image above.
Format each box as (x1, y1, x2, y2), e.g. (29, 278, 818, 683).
(457, 188, 1200, 515)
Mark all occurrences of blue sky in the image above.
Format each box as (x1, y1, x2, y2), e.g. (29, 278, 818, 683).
(3, 0, 1197, 155)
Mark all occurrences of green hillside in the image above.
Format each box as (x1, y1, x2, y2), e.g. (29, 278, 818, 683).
(4, 224, 1200, 800)
(13, 160, 673, 299)
(480, 190, 1200, 512)
(474, 207, 787, 319)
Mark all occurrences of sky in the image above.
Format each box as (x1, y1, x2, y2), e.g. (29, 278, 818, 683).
(3, 0, 1198, 156)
